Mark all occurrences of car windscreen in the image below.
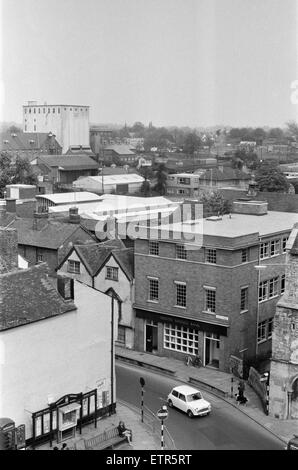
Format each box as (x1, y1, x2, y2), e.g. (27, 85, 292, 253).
(187, 393, 202, 402)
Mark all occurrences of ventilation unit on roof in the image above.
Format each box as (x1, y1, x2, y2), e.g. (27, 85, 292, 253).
(206, 216, 222, 221)
(3, 140, 9, 144)
(29, 140, 35, 144)
(11, 133, 17, 138)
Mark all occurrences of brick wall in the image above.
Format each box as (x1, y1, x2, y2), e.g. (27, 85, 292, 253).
(0, 228, 18, 274)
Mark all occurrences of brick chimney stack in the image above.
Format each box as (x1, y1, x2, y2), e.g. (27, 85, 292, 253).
(0, 228, 18, 274)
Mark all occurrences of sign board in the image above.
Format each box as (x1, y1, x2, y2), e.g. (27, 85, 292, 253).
(157, 408, 168, 421)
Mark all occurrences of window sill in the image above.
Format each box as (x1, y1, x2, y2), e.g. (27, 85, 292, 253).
(240, 309, 248, 314)
(147, 299, 159, 304)
(105, 277, 118, 282)
(175, 305, 187, 309)
(202, 310, 216, 315)
(257, 339, 267, 344)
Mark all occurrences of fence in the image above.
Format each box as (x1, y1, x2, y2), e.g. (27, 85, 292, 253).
(247, 366, 267, 413)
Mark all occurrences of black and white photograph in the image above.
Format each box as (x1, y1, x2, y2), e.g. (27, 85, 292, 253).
(0, 0, 298, 456)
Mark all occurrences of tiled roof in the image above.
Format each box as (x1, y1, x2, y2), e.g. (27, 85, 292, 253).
(10, 218, 88, 249)
(37, 155, 99, 170)
(0, 263, 75, 331)
(104, 145, 136, 156)
(113, 248, 134, 280)
(0, 131, 60, 151)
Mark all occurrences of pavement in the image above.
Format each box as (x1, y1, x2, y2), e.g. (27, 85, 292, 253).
(115, 345, 298, 446)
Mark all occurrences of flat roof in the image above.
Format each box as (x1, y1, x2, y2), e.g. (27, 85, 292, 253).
(137, 211, 298, 240)
(36, 192, 102, 204)
(48, 194, 180, 215)
(23, 104, 90, 107)
(74, 174, 144, 185)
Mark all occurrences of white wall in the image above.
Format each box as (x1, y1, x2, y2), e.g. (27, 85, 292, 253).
(0, 281, 114, 439)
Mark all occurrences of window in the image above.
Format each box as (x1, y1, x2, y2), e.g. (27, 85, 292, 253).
(205, 288, 216, 313)
(268, 318, 273, 339)
(148, 278, 159, 301)
(281, 274, 286, 294)
(24, 108, 27, 114)
(52, 108, 55, 113)
(67, 260, 80, 274)
(178, 189, 185, 194)
(176, 244, 187, 260)
(240, 287, 248, 312)
(34, 125, 36, 132)
(24, 125, 27, 131)
(270, 239, 280, 257)
(37, 254, 43, 262)
(34, 108, 36, 113)
(241, 248, 248, 263)
(206, 248, 217, 264)
(260, 242, 269, 260)
(268, 277, 279, 298)
(117, 325, 125, 344)
(258, 321, 267, 343)
(29, 108, 31, 113)
(43, 108, 45, 114)
(178, 177, 190, 185)
(179, 394, 186, 402)
(282, 236, 289, 253)
(106, 266, 118, 281)
(58, 108, 60, 113)
(149, 241, 159, 256)
(176, 282, 186, 308)
(164, 323, 199, 354)
(38, 108, 40, 113)
(259, 280, 268, 302)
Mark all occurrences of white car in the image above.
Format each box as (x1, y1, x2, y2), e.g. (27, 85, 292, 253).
(167, 385, 211, 418)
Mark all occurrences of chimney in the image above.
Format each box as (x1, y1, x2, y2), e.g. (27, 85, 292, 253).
(6, 198, 16, 213)
(57, 275, 74, 301)
(0, 228, 18, 274)
(69, 207, 81, 224)
(232, 200, 268, 216)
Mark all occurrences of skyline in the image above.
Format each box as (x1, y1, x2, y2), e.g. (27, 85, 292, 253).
(0, 0, 298, 128)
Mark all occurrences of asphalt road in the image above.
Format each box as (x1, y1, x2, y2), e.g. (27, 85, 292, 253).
(116, 362, 285, 450)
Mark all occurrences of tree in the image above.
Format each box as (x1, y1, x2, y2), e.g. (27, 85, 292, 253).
(183, 133, 201, 156)
(286, 121, 298, 141)
(255, 161, 290, 193)
(0, 153, 37, 197)
(198, 190, 231, 217)
(140, 180, 150, 196)
(233, 149, 258, 170)
(7, 125, 22, 134)
(154, 163, 167, 195)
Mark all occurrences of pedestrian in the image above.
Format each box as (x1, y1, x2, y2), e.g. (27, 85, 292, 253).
(61, 442, 69, 450)
(117, 421, 132, 446)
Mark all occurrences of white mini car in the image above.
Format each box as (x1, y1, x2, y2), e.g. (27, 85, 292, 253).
(167, 385, 211, 418)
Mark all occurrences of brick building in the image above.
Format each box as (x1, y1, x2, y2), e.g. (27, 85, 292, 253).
(269, 225, 298, 419)
(133, 201, 298, 373)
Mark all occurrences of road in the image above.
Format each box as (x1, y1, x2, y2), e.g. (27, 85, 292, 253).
(116, 362, 285, 450)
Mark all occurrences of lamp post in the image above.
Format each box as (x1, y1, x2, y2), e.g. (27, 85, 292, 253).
(157, 405, 168, 450)
(110, 295, 114, 416)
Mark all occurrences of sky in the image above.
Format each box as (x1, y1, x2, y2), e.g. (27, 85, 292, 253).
(0, 0, 297, 128)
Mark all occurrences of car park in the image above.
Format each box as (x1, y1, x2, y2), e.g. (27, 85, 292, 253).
(167, 385, 211, 418)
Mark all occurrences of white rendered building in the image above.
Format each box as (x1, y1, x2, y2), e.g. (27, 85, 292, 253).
(23, 101, 90, 153)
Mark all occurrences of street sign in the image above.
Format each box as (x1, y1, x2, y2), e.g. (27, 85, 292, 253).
(140, 377, 145, 387)
(157, 407, 168, 421)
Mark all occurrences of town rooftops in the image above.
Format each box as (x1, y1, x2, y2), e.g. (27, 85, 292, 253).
(0, 130, 61, 151)
(37, 155, 99, 170)
(36, 192, 102, 206)
(196, 167, 251, 181)
(0, 263, 75, 331)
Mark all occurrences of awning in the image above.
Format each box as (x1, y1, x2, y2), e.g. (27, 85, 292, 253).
(59, 403, 81, 414)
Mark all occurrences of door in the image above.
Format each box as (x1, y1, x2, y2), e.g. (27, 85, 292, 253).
(178, 393, 187, 413)
(145, 323, 158, 353)
(205, 333, 220, 368)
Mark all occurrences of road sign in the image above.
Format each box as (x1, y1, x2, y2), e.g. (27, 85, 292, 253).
(157, 407, 168, 421)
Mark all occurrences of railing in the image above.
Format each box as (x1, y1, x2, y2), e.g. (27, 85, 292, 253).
(118, 399, 176, 450)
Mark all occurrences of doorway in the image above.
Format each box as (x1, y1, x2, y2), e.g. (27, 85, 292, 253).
(145, 321, 158, 353)
(205, 332, 220, 368)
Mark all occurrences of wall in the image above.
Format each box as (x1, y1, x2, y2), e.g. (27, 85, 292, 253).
(0, 281, 113, 438)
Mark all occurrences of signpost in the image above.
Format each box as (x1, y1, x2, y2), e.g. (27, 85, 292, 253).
(140, 377, 145, 423)
(157, 405, 168, 450)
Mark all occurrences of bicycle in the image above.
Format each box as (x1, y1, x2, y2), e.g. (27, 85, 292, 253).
(185, 355, 202, 367)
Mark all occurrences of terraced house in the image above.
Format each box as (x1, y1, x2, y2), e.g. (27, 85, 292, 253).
(133, 200, 298, 373)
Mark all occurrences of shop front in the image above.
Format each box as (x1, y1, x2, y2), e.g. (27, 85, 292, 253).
(30, 390, 116, 449)
(135, 309, 228, 370)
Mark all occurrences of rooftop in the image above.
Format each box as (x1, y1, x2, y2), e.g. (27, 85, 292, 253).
(74, 174, 144, 186)
(0, 263, 75, 331)
(37, 155, 99, 170)
(36, 192, 102, 205)
(137, 211, 298, 242)
(104, 144, 136, 156)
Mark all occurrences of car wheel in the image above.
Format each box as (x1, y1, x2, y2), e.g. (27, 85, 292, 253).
(168, 399, 173, 408)
(187, 410, 193, 418)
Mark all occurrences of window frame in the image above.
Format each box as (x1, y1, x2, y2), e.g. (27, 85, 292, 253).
(175, 281, 187, 308)
(176, 244, 187, 260)
(149, 240, 159, 256)
(67, 259, 80, 274)
(257, 320, 267, 343)
(205, 248, 217, 264)
(148, 277, 159, 302)
(106, 266, 119, 281)
(240, 286, 248, 312)
(204, 287, 216, 313)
